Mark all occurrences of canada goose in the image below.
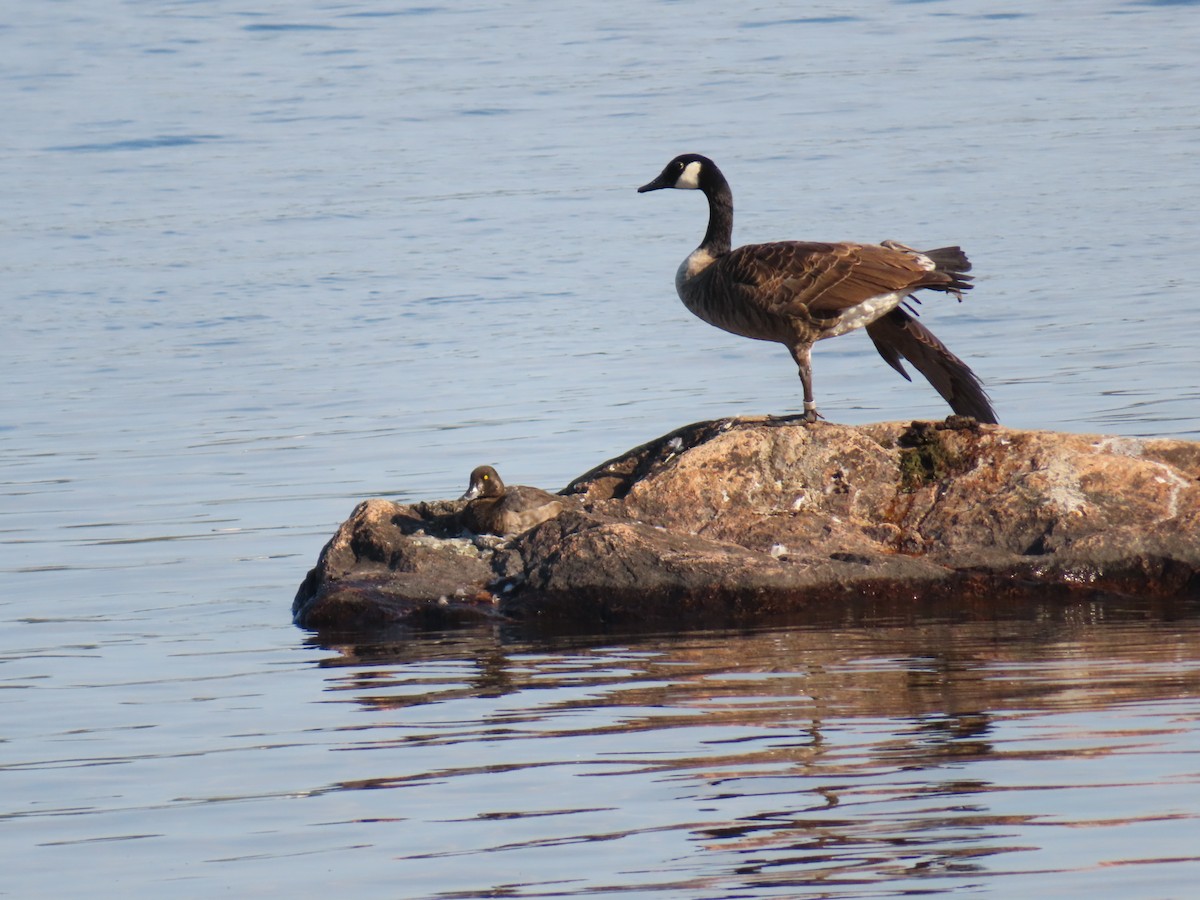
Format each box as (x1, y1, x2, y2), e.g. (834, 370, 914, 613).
(459, 465, 567, 536)
(637, 153, 997, 424)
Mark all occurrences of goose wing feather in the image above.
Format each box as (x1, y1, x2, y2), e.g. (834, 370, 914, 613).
(865, 307, 997, 423)
(717, 242, 944, 320)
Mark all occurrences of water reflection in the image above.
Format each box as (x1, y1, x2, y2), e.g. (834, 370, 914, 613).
(304, 604, 1200, 896)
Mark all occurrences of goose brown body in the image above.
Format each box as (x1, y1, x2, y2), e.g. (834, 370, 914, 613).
(638, 154, 996, 424)
(459, 465, 566, 536)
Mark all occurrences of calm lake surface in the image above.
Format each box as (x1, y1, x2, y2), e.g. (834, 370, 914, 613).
(4, 1, 1200, 896)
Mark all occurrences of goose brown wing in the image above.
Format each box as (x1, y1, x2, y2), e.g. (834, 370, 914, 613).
(866, 307, 997, 423)
(718, 241, 939, 319)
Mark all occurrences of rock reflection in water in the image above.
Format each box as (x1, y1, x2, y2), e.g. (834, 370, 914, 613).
(306, 601, 1200, 897)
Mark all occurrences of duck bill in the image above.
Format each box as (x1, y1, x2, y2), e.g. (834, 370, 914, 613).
(460, 485, 481, 501)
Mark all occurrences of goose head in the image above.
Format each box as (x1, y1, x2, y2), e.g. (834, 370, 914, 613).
(638, 153, 713, 193)
(461, 465, 504, 501)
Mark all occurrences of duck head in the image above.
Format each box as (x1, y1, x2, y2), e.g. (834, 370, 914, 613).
(461, 465, 505, 501)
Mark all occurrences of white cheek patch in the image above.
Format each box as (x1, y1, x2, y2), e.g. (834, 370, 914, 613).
(675, 160, 702, 189)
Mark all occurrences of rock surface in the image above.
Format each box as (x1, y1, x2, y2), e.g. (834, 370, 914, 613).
(293, 417, 1200, 633)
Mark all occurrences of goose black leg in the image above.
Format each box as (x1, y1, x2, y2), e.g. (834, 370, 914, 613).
(789, 343, 822, 423)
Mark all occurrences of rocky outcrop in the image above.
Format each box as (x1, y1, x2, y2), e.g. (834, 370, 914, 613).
(293, 417, 1200, 633)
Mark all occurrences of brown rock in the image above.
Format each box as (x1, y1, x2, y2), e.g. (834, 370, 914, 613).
(293, 418, 1200, 633)
(292, 498, 504, 632)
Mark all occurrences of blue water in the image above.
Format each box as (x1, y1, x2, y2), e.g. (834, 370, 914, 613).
(3, 1, 1200, 897)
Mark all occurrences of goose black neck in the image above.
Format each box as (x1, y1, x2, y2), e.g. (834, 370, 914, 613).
(699, 165, 734, 255)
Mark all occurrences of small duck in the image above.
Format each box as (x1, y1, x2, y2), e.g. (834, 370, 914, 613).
(459, 465, 567, 536)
